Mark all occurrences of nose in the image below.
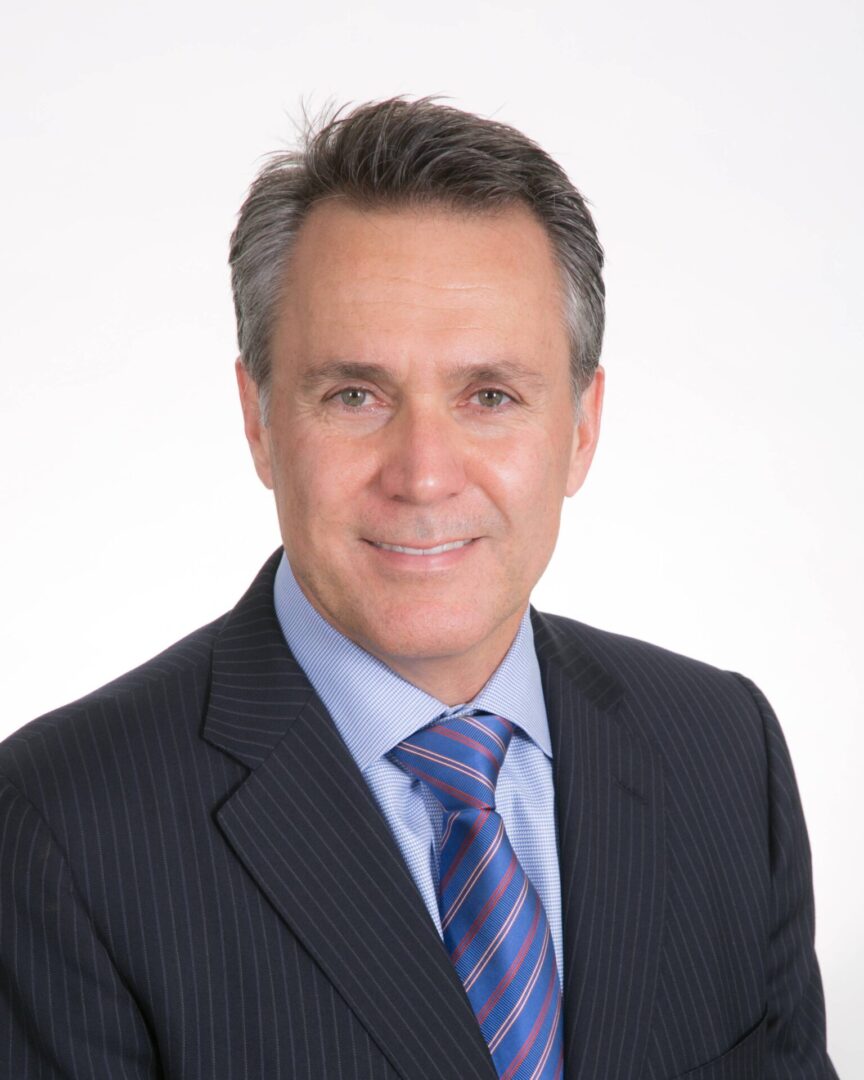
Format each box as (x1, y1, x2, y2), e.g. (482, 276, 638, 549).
(378, 401, 467, 505)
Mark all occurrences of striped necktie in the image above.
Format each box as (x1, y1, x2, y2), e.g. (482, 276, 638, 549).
(391, 712, 564, 1079)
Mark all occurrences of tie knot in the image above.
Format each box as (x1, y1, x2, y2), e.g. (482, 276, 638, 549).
(390, 712, 514, 812)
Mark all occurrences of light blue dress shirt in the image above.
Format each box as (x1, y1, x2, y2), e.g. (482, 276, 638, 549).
(273, 552, 564, 983)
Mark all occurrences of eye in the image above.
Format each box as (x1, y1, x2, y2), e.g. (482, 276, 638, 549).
(338, 388, 369, 407)
(473, 388, 511, 408)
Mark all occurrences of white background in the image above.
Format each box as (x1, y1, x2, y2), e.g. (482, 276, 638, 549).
(2, 0, 860, 1071)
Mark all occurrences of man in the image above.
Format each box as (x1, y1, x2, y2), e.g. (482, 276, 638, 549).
(0, 98, 836, 1078)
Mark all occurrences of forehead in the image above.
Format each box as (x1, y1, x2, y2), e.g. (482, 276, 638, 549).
(274, 201, 568, 360)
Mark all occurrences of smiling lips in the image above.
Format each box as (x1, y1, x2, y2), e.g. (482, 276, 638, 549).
(370, 539, 475, 557)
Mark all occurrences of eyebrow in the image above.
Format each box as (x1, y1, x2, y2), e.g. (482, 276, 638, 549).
(299, 359, 548, 392)
(299, 361, 393, 392)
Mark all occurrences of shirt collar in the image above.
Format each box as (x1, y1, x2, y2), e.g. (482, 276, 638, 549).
(272, 551, 552, 771)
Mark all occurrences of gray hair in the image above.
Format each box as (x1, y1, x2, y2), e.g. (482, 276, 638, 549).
(229, 97, 605, 422)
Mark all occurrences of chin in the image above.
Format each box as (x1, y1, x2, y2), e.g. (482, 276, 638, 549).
(352, 601, 513, 666)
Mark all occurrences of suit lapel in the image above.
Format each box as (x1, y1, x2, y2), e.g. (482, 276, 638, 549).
(533, 610, 666, 1080)
(203, 551, 497, 1080)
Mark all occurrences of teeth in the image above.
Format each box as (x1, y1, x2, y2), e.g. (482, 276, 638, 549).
(374, 539, 472, 556)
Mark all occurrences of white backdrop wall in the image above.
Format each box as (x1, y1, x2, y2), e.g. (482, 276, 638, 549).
(2, 0, 861, 1072)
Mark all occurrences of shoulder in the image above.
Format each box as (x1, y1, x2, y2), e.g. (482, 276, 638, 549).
(533, 607, 756, 699)
(0, 614, 227, 818)
(531, 607, 770, 757)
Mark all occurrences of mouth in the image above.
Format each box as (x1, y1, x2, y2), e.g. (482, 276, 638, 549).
(366, 538, 475, 557)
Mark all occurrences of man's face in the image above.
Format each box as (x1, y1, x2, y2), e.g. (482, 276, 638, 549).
(238, 202, 603, 697)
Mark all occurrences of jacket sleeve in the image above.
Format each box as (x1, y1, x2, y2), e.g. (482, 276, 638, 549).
(734, 676, 839, 1079)
(0, 773, 162, 1079)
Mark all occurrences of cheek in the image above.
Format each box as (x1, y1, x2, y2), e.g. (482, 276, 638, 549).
(273, 429, 376, 525)
(478, 431, 570, 522)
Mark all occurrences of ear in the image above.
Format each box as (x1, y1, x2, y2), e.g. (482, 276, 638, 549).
(235, 358, 274, 490)
(566, 366, 604, 497)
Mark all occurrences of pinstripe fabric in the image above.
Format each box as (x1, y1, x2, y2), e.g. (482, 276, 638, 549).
(0, 549, 837, 1078)
(532, 613, 837, 1080)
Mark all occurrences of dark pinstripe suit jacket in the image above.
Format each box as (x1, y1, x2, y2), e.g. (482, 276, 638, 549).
(1, 550, 837, 1079)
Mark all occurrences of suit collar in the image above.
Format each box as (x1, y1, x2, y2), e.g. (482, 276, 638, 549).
(203, 550, 497, 1080)
(532, 609, 665, 1080)
(201, 548, 305, 769)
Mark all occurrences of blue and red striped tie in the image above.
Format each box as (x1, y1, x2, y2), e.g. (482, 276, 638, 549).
(391, 712, 564, 1079)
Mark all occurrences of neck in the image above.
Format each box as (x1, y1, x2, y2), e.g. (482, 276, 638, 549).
(285, 558, 524, 706)
(364, 621, 523, 706)
(380, 655, 501, 707)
